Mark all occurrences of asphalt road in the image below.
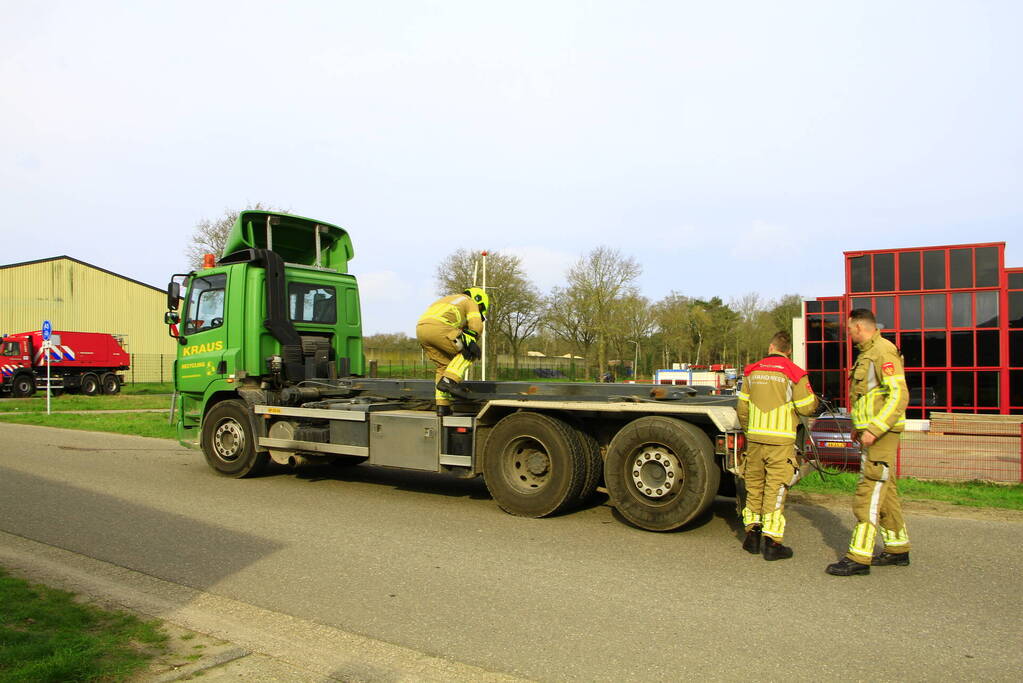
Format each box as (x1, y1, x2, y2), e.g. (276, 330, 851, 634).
(1, 422, 1020, 681)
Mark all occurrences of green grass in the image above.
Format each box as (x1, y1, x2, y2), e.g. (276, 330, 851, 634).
(794, 470, 1023, 509)
(0, 394, 171, 414)
(0, 566, 167, 682)
(0, 412, 176, 440)
(121, 382, 175, 395)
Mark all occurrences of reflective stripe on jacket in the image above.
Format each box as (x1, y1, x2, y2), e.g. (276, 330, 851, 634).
(737, 354, 818, 445)
(850, 331, 907, 436)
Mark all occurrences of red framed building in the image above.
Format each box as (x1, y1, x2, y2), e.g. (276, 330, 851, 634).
(804, 242, 1023, 418)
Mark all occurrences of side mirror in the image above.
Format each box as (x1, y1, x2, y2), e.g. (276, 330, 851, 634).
(164, 311, 180, 325)
(167, 281, 181, 310)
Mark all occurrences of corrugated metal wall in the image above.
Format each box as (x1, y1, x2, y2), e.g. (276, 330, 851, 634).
(0, 258, 176, 381)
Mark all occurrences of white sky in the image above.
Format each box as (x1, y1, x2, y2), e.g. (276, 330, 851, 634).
(2, 1, 1020, 335)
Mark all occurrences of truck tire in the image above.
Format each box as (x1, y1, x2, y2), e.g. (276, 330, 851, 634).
(574, 426, 604, 503)
(201, 400, 269, 478)
(604, 416, 720, 531)
(80, 373, 100, 396)
(483, 412, 587, 517)
(101, 372, 121, 395)
(11, 375, 36, 398)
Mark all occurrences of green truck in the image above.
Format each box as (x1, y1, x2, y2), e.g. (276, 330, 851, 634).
(165, 211, 744, 531)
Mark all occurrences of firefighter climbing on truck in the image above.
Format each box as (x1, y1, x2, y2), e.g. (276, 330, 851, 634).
(416, 286, 488, 416)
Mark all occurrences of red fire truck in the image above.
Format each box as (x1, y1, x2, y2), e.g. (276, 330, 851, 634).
(0, 330, 130, 398)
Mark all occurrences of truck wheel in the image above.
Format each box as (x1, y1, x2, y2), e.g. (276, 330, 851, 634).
(101, 373, 121, 395)
(574, 426, 604, 503)
(80, 373, 100, 396)
(11, 375, 36, 398)
(483, 412, 587, 517)
(604, 416, 720, 531)
(201, 400, 269, 478)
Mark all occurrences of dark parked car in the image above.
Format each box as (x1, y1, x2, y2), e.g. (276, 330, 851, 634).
(803, 411, 861, 470)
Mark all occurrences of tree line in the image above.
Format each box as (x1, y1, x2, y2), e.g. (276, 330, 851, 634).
(374, 246, 802, 380)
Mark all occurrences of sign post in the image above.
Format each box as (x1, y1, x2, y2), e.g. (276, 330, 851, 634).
(42, 321, 51, 415)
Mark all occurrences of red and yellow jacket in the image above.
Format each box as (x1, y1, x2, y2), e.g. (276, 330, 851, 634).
(737, 354, 818, 445)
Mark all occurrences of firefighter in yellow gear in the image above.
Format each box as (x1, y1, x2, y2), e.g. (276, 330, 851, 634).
(736, 331, 818, 560)
(416, 287, 488, 416)
(827, 308, 911, 576)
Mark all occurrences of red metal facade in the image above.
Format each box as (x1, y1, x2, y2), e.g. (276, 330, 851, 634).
(805, 242, 1023, 417)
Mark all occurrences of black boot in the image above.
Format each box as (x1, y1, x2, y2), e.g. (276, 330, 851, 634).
(825, 557, 871, 576)
(436, 404, 452, 417)
(742, 527, 762, 554)
(872, 551, 910, 566)
(762, 538, 793, 561)
(437, 376, 472, 399)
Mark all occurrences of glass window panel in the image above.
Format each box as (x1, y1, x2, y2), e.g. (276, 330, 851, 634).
(824, 371, 843, 399)
(924, 294, 946, 329)
(925, 331, 947, 367)
(851, 297, 871, 312)
(899, 251, 921, 291)
(923, 250, 946, 289)
(823, 342, 841, 369)
(906, 371, 922, 405)
(975, 246, 999, 287)
(807, 317, 823, 341)
(951, 372, 974, 407)
(951, 292, 972, 328)
(822, 299, 840, 313)
(976, 330, 1000, 367)
(906, 408, 924, 419)
(1009, 292, 1023, 329)
(951, 331, 974, 367)
(1009, 272, 1023, 290)
(875, 296, 894, 330)
(1012, 332, 1023, 367)
(901, 332, 922, 367)
(850, 255, 870, 293)
(807, 343, 823, 370)
(822, 315, 840, 342)
(805, 300, 822, 314)
(925, 372, 948, 406)
(900, 295, 921, 329)
(949, 248, 973, 288)
(977, 371, 999, 406)
(881, 331, 896, 346)
(808, 371, 823, 396)
(873, 253, 895, 291)
(1011, 370, 1023, 407)
(976, 291, 998, 328)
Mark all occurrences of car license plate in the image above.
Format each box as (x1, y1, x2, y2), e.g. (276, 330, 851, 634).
(824, 441, 848, 448)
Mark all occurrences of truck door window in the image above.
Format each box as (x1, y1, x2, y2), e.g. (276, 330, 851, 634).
(289, 283, 336, 324)
(184, 274, 227, 334)
(1, 342, 20, 356)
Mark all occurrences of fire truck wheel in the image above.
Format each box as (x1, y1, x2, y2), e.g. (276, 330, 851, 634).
(562, 418, 603, 504)
(11, 375, 36, 398)
(80, 373, 100, 396)
(201, 399, 269, 478)
(100, 373, 121, 395)
(482, 412, 587, 518)
(604, 416, 720, 531)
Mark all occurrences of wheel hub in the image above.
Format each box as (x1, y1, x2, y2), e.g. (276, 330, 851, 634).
(631, 447, 680, 498)
(525, 451, 550, 476)
(214, 420, 244, 461)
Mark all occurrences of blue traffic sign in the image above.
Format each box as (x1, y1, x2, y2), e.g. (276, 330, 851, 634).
(42, 320, 51, 340)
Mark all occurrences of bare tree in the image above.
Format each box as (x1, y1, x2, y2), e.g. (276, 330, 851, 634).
(563, 246, 642, 377)
(185, 202, 285, 269)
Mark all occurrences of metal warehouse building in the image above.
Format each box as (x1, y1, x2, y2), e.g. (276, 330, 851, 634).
(0, 256, 176, 383)
(798, 241, 1023, 417)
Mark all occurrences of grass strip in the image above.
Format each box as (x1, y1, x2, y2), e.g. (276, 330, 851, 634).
(0, 412, 176, 440)
(0, 566, 167, 682)
(0, 394, 171, 414)
(794, 470, 1023, 509)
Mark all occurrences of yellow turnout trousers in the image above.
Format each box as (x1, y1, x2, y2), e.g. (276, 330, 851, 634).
(741, 442, 800, 542)
(416, 321, 473, 406)
(846, 430, 911, 564)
